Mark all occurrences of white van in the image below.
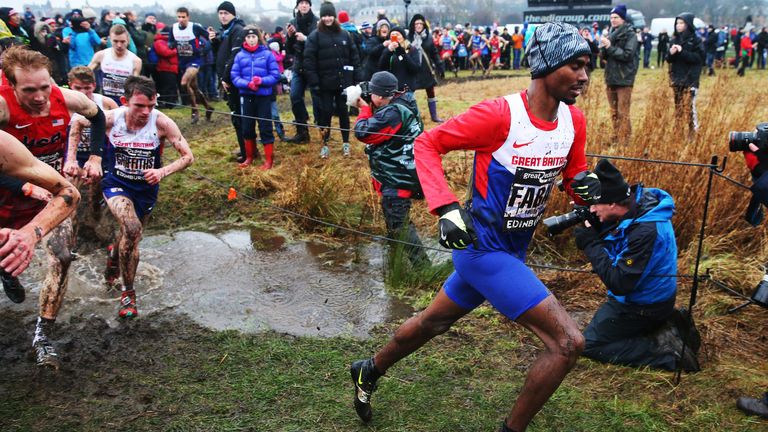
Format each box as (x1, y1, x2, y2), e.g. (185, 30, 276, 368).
(650, 17, 707, 37)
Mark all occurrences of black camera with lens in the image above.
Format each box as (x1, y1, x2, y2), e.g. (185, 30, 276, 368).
(359, 81, 372, 104)
(729, 123, 768, 152)
(542, 205, 592, 236)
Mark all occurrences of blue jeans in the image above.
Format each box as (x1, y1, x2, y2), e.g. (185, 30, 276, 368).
(289, 71, 318, 125)
(271, 98, 284, 138)
(706, 52, 715, 69)
(513, 48, 521, 69)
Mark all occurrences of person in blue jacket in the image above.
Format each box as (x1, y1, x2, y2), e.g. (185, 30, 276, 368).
(573, 158, 700, 372)
(64, 17, 101, 67)
(230, 26, 280, 170)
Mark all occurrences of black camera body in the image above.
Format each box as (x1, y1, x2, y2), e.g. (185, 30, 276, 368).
(542, 205, 591, 236)
(729, 123, 768, 152)
(359, 81, 373, 104)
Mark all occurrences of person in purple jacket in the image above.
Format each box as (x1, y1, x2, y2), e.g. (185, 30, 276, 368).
(230, 26, 280, 169)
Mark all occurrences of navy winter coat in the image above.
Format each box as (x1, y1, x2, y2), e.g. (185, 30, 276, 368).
(230, 44, 280, 96)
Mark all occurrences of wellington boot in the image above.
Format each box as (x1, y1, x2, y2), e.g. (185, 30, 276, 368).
(239, 139, 256, 168)
(259, 144, 274, 170)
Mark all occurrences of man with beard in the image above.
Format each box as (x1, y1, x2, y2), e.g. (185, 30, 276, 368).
(284, 0, 318, 144)
(350, 22, 591, 432)
(209, 1, 246, 162)
(0, 46, 106, 368)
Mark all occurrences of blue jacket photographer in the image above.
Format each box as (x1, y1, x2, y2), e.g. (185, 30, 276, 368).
(573, 159, 700, 372)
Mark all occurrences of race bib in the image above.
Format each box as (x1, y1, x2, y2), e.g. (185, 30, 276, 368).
(503, 167, 560, 231)
(102, 73, 126, 97)
(77, 127, 92, 155)
(178, 42, 193, 57)
(114, 147, 155, 181)
(38, 151, 64, 173)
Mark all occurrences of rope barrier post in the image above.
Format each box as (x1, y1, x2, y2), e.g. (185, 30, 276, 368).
(674, 155, 726, 385)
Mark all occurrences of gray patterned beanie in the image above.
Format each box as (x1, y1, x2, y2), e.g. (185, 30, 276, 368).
(527, 22, 592, 79)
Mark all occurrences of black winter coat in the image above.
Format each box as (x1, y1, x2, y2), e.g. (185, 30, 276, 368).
(212, 18, 245, 84)
(378, 45, 420, 92)
(304, 26, 363, 92)
(407, 15, 439, 89)
(286, 11, 318, 74)
(667, 13, 704, 88)
(362, 35, 385, 80)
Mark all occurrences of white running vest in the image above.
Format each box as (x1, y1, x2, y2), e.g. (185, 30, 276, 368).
(494, 93, 576, 231)
(172, 23, 196, 58)
(108, 107, 162, 182)
(101, 49, 137, 98)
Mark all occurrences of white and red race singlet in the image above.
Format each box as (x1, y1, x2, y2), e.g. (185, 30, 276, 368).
(414, 90, 588, 253)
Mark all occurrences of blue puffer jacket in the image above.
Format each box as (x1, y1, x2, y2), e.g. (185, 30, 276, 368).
(600, 186, 677, 305)
(230, 44, 280, 96)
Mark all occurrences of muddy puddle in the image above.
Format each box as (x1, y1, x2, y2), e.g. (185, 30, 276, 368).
(1, 227, 421, 338)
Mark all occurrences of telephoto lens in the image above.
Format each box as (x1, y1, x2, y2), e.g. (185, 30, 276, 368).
(542, 206, 589, 236)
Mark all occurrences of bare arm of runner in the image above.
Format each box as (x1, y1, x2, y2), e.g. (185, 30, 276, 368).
(0, 130, 80, 276)
(87, 50, 104, 71)
(62, 87, 106, 180)
(133, 56, 143, 76)
(65, 110, 116, 183)
(143, 113, 194, 185)
(0, 96, 9, 128)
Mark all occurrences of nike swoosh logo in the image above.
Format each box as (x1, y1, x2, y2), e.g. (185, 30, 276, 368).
(358, 368, 364, 386)
(15, 123, 32, 129)
(440, 228, 447, 241)
(512, 140, 533, 148)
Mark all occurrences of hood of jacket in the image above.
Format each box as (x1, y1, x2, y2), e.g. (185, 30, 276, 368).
(408, 14, 429, 35)
(616, 186, 675, 234)
(674, 12, 696, 38)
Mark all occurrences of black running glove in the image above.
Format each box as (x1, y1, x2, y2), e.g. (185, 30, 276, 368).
(572, 171, 601, 205)
(436, 203, 477, 250)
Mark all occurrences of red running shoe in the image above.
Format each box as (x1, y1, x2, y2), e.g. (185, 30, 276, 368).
(118, 289, 138, 319)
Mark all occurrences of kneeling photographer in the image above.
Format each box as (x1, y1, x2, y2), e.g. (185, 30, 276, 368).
(351, 71, 430, 267)
(731, 123, 768, 225)
(571, 159, 700, 372)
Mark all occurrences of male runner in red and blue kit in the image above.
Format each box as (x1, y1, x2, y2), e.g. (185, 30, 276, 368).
(350, 22, 592, 431)
(0, 46, 106, 368)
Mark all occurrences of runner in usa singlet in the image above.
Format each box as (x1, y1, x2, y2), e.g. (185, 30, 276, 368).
(0, 85, 71, 228)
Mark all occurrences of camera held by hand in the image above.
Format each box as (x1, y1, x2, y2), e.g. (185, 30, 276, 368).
(729, 122, 768, 152)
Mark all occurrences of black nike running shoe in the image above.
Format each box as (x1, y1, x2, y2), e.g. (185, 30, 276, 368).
(1, 270, 25, 303)
(350, 358, 379, 423)
(33, 332, 60, 369)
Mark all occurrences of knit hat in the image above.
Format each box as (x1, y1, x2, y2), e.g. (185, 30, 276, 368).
(244, 27, 259, 37)
(145, 12, 157, 18)
(319, 2, 336, 18)
(338, 10, 350, 24)
(376, 19, 389, 31)
(610, 4, 627, 21)
(81, 8, 97, 20)
(593, 159, 631, 204)
(296, 0, 312, 7)
(269, 41, 280, 52)
(361, 21, 372, 30)
(369, 71, 398, 97)
(527, 22, 592, 79)
(218, 1, 236, 16)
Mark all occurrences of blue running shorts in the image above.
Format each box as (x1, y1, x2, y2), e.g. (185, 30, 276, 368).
(101, 175, 159, 220)
(443, 248, 551, 320)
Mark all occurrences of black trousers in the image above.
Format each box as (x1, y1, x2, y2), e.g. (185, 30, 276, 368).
(583, 296, 677, 371)
(316, 90, 349, 143)
(156, 71, 178, 108)
(381, 195, 429, 266)
(225, 86, 245, 156)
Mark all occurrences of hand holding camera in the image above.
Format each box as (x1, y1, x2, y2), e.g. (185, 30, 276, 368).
(574, 225, 600, 250)
(437, 203, 477, 250)
(729, 123, 768, 153)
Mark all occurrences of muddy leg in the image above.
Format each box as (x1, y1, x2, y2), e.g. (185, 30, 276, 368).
(34, 218, 75, 368)
(39, 218, 75, 320)
(105, 196, 143, 291)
